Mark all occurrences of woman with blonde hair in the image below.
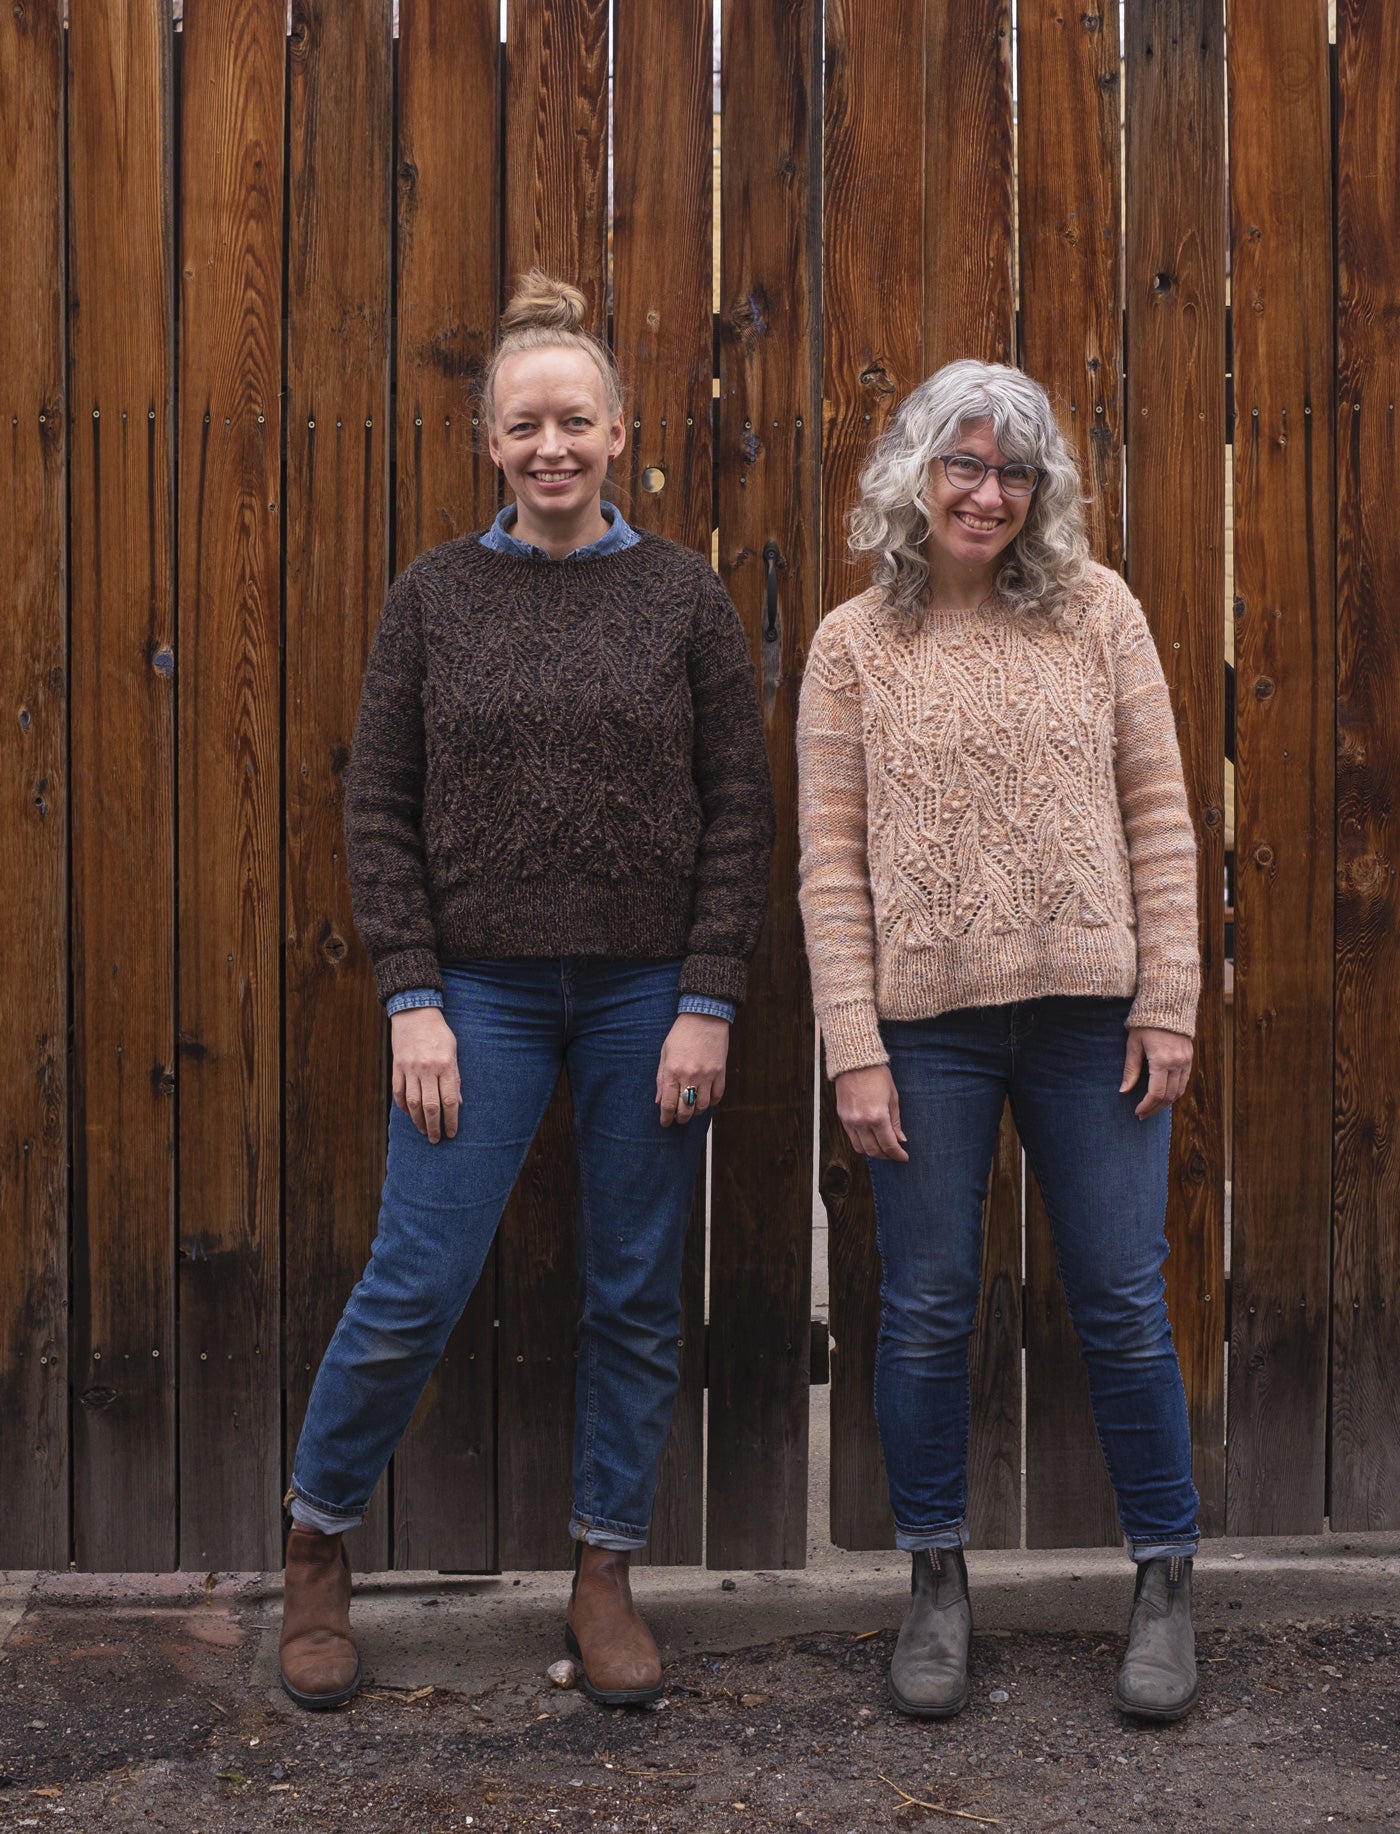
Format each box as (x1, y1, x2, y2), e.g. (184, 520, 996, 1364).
(278, 271, 773, 1711)
(797, 360, 1201, 1723)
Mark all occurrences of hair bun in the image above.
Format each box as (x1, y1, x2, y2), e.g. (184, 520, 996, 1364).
(500, 268, 590, 336)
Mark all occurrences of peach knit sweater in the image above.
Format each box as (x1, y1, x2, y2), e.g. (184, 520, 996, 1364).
(796, 563, 1201, 1077)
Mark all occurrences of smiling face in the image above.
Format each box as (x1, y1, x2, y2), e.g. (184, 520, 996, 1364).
(923, 418, 1034, 594)
(487, 345, 626, 547)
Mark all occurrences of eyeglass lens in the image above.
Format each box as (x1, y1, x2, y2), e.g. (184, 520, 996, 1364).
(942, 455, 1040, 496)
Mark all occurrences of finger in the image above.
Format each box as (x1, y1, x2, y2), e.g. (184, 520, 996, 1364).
(1121, 1035, 1144, 1094)
(392, 1066, 407, 1113)
(441, 1066, 462, 1140)
(405, 1074, 427, 1135)
(658, 1081, 680, 1128)
(1136, 1066, 1169, 1120)
(889, 1086, 907, 1145)
(691, 1076, 718, 1115)
(422, 1084, 442, 1144)
(872, 1116, 910, 1163)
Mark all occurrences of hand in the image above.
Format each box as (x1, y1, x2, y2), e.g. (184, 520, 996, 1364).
(391, 1006, 461, 1143)
(1121, 1025, 1193, 1119)
(835, 1064, 908, 1162)
(656, 1014, 730, 1126)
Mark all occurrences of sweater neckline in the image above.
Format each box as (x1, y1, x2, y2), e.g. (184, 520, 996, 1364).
(470, 527, 661, 573)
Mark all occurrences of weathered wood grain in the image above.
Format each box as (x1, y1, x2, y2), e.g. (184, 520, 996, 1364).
(503, 0, 608, 324)
(613, 0, 714, 1564)
(708, 0, 820, 1570)
(1018, 0, 1124, 1548)
(175, 0, 285, 1571)
(925, 0, 1015, 370)
(284, 0, 393, 1572)
(1227, 0, 1334, 1535)
(0, 0, 67, 1568)
(821, 0, 924, 1553)
(67, 0, 177, 1571)
(495, 0, 610, 1571)
(1126, 0, 1228, 1536)
(1018, 0, 1124, 569)
(390, 0, 502, 1575)
(1333, 0, 1400, 1531)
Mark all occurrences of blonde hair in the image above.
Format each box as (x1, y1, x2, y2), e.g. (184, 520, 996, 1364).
(480, 269, 625, 425)
(848, 359, 1091, 627)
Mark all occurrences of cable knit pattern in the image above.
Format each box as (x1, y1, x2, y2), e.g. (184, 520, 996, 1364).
(797, 563, 1200, 1076)
(345, 532, 775, 1007)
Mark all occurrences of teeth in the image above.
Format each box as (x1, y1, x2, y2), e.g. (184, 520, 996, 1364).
(957, 513, 1000, 531)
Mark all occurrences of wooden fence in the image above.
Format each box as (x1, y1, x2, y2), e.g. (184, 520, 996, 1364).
(1, 0, 1396, 1573)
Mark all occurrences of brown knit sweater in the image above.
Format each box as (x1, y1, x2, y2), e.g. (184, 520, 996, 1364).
(345, 532, 775, 1007)
(797, 564, 1201, 1077)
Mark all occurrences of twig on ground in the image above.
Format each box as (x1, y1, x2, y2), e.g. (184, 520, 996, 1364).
(878, 1774, 1001, 1825)
(853, 1629, 882, 1642)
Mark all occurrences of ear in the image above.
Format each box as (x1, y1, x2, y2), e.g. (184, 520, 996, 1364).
(607, 411, 627, 463)
(487, 423, 503, 469)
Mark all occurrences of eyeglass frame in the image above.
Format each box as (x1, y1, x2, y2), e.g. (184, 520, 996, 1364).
(935, 453, 1043, 498)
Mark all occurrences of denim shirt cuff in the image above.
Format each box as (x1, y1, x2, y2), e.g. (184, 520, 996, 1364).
(385, 987, 445, 1017)
(678, 994, 736, 1023)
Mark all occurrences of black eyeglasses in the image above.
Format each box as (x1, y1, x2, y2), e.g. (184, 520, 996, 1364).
(937, 454, 1043, 498)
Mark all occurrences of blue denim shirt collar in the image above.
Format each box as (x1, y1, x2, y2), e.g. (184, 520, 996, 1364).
(480, 500, 640, 562)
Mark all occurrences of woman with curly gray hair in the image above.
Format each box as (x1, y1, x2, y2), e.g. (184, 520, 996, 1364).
(798, 361, 1202, 1724)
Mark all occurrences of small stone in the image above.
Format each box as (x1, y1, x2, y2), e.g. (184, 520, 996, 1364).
(990, 1688, 1009, 1704)
(740, 1692, 767, 1708)
(547, 1659, 577, 1689)
(721, 1577, 738, 1591)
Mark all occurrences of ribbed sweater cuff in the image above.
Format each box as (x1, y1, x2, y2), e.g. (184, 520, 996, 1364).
(1127, 960, 1200, 1038)
(373, 946, 445, 1005)
(818, 1000, 889, 1078)
(679, 953, 749, 1006)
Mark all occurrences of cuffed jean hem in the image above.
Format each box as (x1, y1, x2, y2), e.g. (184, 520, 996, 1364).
(1127, 1536, 1199, 1564)
(570, 1515, 648, 1553)
(287, 1484, 365, 1538)
(894, 1521, 968, 1554)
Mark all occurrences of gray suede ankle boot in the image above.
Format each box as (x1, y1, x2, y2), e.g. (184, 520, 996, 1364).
(1114, 1554, 1198, 1721)
(888, 1546, 972, 1718)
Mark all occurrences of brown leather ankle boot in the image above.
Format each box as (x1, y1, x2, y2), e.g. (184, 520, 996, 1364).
(279, 1523, 361, 1710)
(564, 1541, 663, 1705)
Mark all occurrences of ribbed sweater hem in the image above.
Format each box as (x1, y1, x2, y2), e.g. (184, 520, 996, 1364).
(816, 925, 1199, 1079)
(371, 876, 747, 1007)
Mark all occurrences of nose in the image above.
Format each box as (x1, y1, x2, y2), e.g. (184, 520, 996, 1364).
(537, 419, 567, 458)
(968, 469, 1006, 510)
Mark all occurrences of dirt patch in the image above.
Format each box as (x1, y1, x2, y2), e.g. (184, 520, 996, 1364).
(2, 1596, 1397, 1831)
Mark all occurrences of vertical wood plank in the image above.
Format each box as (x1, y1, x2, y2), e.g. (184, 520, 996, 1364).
(67, 0, 177, 1571)
(820, 0, 924, 1553)
(1018, 0, 1124, 1548)
(924, 0, 1015, 371)
(1125, 0, 1227, 1537)
(495, 0, 610, 1571)
(285, 0, 393, 1572)
(926, 0, 1022, 1552)
(613, 0, 714, 1565)
(390, 0, 501, 1575)
(503, 0, 608, 324)
(1227, 0, 1334, 1534)
(1333, 0, 1400, 1530)
(708, 0, 820, 1570)
(0, 0, 68, 1567)
(176, 0, 286, 1571)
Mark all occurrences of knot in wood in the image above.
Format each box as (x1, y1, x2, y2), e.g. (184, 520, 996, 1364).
(1253, 676, 1275, 700)
(859, 364, 895, 396)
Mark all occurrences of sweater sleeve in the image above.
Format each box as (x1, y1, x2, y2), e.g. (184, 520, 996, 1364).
(1110, 590, 1202, 1036)
(796, 623, 888, 1077)
(680, 571, 776, 1006)
(343, 566, 445, 1004)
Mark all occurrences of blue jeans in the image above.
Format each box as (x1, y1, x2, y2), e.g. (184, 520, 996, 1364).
(867, 996, 1199, 1563)
(290, 958, 709, 1551)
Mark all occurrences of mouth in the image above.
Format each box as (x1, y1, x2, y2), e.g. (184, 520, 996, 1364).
(529, 469, 581, 484)
(953, 510, 1004, 533)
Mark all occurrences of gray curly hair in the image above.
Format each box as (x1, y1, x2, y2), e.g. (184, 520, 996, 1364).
(847, 359, 1090, 625)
